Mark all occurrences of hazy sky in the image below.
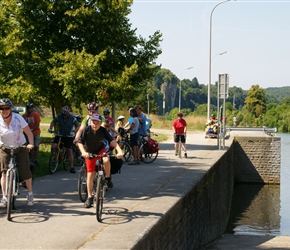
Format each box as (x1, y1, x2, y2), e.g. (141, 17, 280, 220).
(129, 0, 290, 90)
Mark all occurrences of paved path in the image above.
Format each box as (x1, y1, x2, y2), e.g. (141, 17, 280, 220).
(0, 129, 289, 249)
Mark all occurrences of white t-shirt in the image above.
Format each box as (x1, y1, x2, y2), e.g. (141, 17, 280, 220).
(0, 113, 28, 146)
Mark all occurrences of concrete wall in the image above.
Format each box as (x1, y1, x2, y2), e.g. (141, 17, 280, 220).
(233, 136, 281, 184)
(133, 144, 235, 250)
(132, 135, 281, 250)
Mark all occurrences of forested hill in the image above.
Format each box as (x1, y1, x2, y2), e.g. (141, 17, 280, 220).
(265, 86, 290, 103)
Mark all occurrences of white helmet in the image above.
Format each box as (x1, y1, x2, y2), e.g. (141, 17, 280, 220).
(118, 115, 125, 120)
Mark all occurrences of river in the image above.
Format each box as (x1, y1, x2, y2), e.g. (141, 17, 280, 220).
(226, 133, 290, 236)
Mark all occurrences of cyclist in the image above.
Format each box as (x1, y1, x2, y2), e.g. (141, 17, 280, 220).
(116, 115, 125, 141)
(22, 102, 41, 165)
(135, 105, 147, 137)
(48, 106, 79, 173)
(77, 113, 123, 208)
(172, 112, 187, 158)
(103, 108, 117, 138)
(0, 98, 35, 207)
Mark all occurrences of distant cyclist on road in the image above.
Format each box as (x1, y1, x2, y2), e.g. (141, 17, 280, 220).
(172, 112, 187, 158)
(48, 106, 79, 173)
(77, 113, 123, 208)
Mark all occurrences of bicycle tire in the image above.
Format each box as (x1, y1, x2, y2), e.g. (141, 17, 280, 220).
(7, 171, 14, 221)
(178, 141, 182, 159)
(139, 143, 158, 164)
(62, 148, 70, 171)
(49, 149, 59, 174)
(78, 165, 88, 202)
(95, 176, 104, 222)
(120, 141, 132, 162)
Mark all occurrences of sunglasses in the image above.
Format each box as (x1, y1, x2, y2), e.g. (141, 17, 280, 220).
(0, 107, 10, 111)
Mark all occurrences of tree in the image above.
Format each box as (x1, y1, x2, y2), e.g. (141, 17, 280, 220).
(244, 84, 266, 118)
(0, 0, 162, 114)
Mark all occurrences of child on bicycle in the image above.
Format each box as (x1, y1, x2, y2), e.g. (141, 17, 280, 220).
(172, 112, 188, 158)
(77, 113, 123, 208)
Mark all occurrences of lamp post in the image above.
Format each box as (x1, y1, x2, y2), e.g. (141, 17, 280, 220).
(179, 66, 193, 111)
(207, 0, 231, 120)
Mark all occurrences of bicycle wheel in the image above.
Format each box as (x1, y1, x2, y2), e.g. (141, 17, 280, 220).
(62, 148, 70, 171)
(78, 165, 88, 202)
(95, 176, 104, 222)
(118, 141, 132, 162)
(140, 143, 158, 164)
(178, 141, 182, 159)
(49, 149, 59, 174)
(7, 171, 14, 221)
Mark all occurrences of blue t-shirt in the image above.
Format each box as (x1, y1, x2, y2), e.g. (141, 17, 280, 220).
(138, 113, 147, 136)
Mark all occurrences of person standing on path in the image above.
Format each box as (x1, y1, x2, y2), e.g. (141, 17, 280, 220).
(172, 112, 187, 158)
(22, 102, 41, 165)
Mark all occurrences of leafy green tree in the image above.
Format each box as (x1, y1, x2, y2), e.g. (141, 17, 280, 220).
(0, 0, 162, 114)
(244, 84, 266, 118)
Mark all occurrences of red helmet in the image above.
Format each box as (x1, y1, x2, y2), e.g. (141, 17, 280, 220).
(177, 112, 183, 117)
(87, 102, 99, 111)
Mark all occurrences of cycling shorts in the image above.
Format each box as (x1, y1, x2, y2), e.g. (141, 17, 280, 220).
(174, 134, 186, 143)
(85, 148, 107, 173)
(53, 136, 74, 149)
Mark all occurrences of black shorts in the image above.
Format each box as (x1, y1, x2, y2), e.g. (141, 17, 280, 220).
(53, 136, 74, 149)
(174, 134, 186, 143)
(130, 133, 139, 147)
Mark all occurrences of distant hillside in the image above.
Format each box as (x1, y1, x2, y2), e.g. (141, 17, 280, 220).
(265, 86, 290, 103)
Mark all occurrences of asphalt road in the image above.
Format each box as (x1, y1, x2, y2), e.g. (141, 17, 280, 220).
(1, 129, 213, 249)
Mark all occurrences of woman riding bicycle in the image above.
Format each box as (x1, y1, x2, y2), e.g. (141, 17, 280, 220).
(172, 112, 188, 158)
(77, 113, 123, 208)
(0, 98, 35, 207)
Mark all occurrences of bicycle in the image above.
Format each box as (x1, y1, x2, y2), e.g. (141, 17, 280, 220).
(139, 134, 158, 163)
(78, 153, 118, 222)
(48, 133, 69, 174)
(0, 145, 23, 221)
(116, 128, 132, 162)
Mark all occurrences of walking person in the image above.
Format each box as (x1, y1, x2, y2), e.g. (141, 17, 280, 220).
(0, 98, 35, 207)
(48, 106, 79, 173)
(172, 112, 188, 158)
(77, 113, 123, 208)
(22, 102, 41, 165)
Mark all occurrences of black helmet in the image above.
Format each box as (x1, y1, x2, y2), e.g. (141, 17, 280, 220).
(26, 102, 34, 108)
(0, 98, 13, 107)
(61, 106, 70, 116)
(103, 108, 110, 114)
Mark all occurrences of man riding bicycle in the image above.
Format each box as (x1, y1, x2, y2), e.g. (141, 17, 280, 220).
(172, 112, 188, 158)
(77, 113, 123, 208)
(48, 106, 79, 173)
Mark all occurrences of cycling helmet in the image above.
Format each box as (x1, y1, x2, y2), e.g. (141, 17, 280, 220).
(177, 112, 183, 117)
(103, 108, 110, 114)
(61, 106, 70, 116)
(0, 98, 13, 107)
(87, 102, 99, 111)
(75, 114, 82, 121)
(26, 102, 34, 108)
(118, 115, 125, 120)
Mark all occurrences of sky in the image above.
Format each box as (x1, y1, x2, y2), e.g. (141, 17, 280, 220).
(128, 0, 290, 90)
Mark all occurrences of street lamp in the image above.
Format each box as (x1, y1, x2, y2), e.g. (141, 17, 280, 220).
(179, 66, 193, 111)
(207, 0, 231, 120)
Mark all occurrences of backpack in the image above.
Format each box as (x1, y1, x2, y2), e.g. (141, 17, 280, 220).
(146, 139, 159, 153)
(110, 157, 123, 174)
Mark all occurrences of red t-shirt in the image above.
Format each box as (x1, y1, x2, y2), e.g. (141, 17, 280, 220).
(22, 111, 41, 135)
(172, 118, 187, 134)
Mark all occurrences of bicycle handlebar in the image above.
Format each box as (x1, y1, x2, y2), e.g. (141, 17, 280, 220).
(88, 153, 119, 159)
